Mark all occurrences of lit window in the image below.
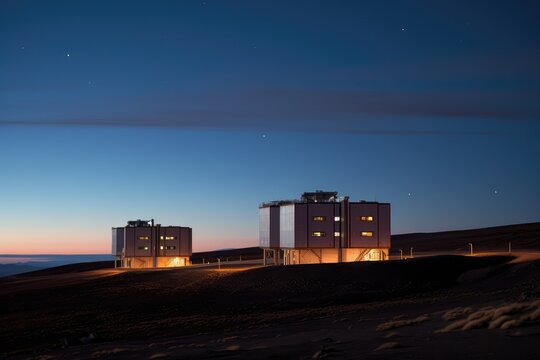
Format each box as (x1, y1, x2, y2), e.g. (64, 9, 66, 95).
(360, 216, 374, 222)
(165, 236, 176, 240)
(334, 232, 340, 237)
(312, 216, 326, 222)
(334, 216, 340, 221)
(312, 231, 326, 237)
(160, 245, 164, 250)
(361, 231, 374, 237)
(160, 236, 164, 240)
(138, 246, 150, 250)
(138, 236, 149, 240)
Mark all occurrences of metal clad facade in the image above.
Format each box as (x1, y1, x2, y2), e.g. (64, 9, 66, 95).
(179, 227, 192, 256)
(261, 193, 391, 264)
(259, 206, 280, 248)
(294, 203, 308, 248)
(280, 204, 296, 248)
(161, 227, 179, 256)
(270, 206, 280, 248)
(259, 206, 271, 248)
(134, 227, 152, 257)
(349, 203, 379, 248)
(378, 204, 391, 248)
(111, 228, 124, 256)
(125, 227, 136, 257)
(307, 203, 335, 248)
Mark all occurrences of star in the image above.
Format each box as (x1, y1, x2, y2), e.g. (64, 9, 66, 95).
(493, 190, 499, 195)
(408, 192, 412, 197)
(401, 27, 406, 31)
(67, 53, 70, 57)
(262, 134, 267, 139)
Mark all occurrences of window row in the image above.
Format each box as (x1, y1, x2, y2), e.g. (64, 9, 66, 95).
(137, 236, 177, 240)
(312, 216, 341, 222)
(311, 216, 374, 222)
(310, 231, 374, 237)
(137, 245, 177, 251)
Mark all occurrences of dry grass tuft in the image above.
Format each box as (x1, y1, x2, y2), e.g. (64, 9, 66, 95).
(442, 307, 472, 321)
(376, 315, 429, 331)
(437, 300, 540, 333)
(374, 342, 400, 352)
(148, 353, 169, 359)
(488, 315, 512, 329)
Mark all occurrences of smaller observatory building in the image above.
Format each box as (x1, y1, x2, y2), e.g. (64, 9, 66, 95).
(112, 219, 192, 268)
(260, 191, 390, 265)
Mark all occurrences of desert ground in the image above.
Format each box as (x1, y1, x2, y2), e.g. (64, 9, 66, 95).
(1, 223, 539, 359)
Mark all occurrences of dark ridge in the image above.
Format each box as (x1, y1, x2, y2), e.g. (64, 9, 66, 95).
(16, 261, 115, 277)
(391, 222, 540, 252)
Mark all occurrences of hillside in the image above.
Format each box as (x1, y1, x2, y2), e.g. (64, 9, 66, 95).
(1, 222, 539, 358)
(1, 253, 539, 359)
(0, 263, 41, 277)
(391, 222, 540, 253)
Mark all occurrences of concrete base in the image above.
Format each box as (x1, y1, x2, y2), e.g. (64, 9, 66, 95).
(282, 248, 389, 265)
(122, 256, 190, 268)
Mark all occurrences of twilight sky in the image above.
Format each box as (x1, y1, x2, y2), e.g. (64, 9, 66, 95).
(1, 0, 539, 254)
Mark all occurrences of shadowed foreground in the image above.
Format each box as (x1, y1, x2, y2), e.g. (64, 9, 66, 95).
(1, 254, 539, 359)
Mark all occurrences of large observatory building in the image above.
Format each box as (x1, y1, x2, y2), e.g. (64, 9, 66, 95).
(112, 219, 192, 268)
(260, 191, 390, 265)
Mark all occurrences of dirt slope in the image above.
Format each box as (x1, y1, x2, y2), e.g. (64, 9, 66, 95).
(2, 254, 539, 359)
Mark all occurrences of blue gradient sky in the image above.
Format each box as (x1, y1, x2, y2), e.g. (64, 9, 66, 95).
(1, 1, 539, 253)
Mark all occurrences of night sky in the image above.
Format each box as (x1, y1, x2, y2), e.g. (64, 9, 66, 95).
(1, 1, 539, 254)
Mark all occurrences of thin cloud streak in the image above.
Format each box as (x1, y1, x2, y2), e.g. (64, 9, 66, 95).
(1, 88, 538, 136)
(0, 118, 510, 137)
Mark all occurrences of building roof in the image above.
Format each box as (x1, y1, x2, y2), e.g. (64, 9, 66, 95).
(260, 191, 389, 208)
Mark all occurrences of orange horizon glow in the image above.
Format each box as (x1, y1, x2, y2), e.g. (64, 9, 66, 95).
(0, 229, 257, 255)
